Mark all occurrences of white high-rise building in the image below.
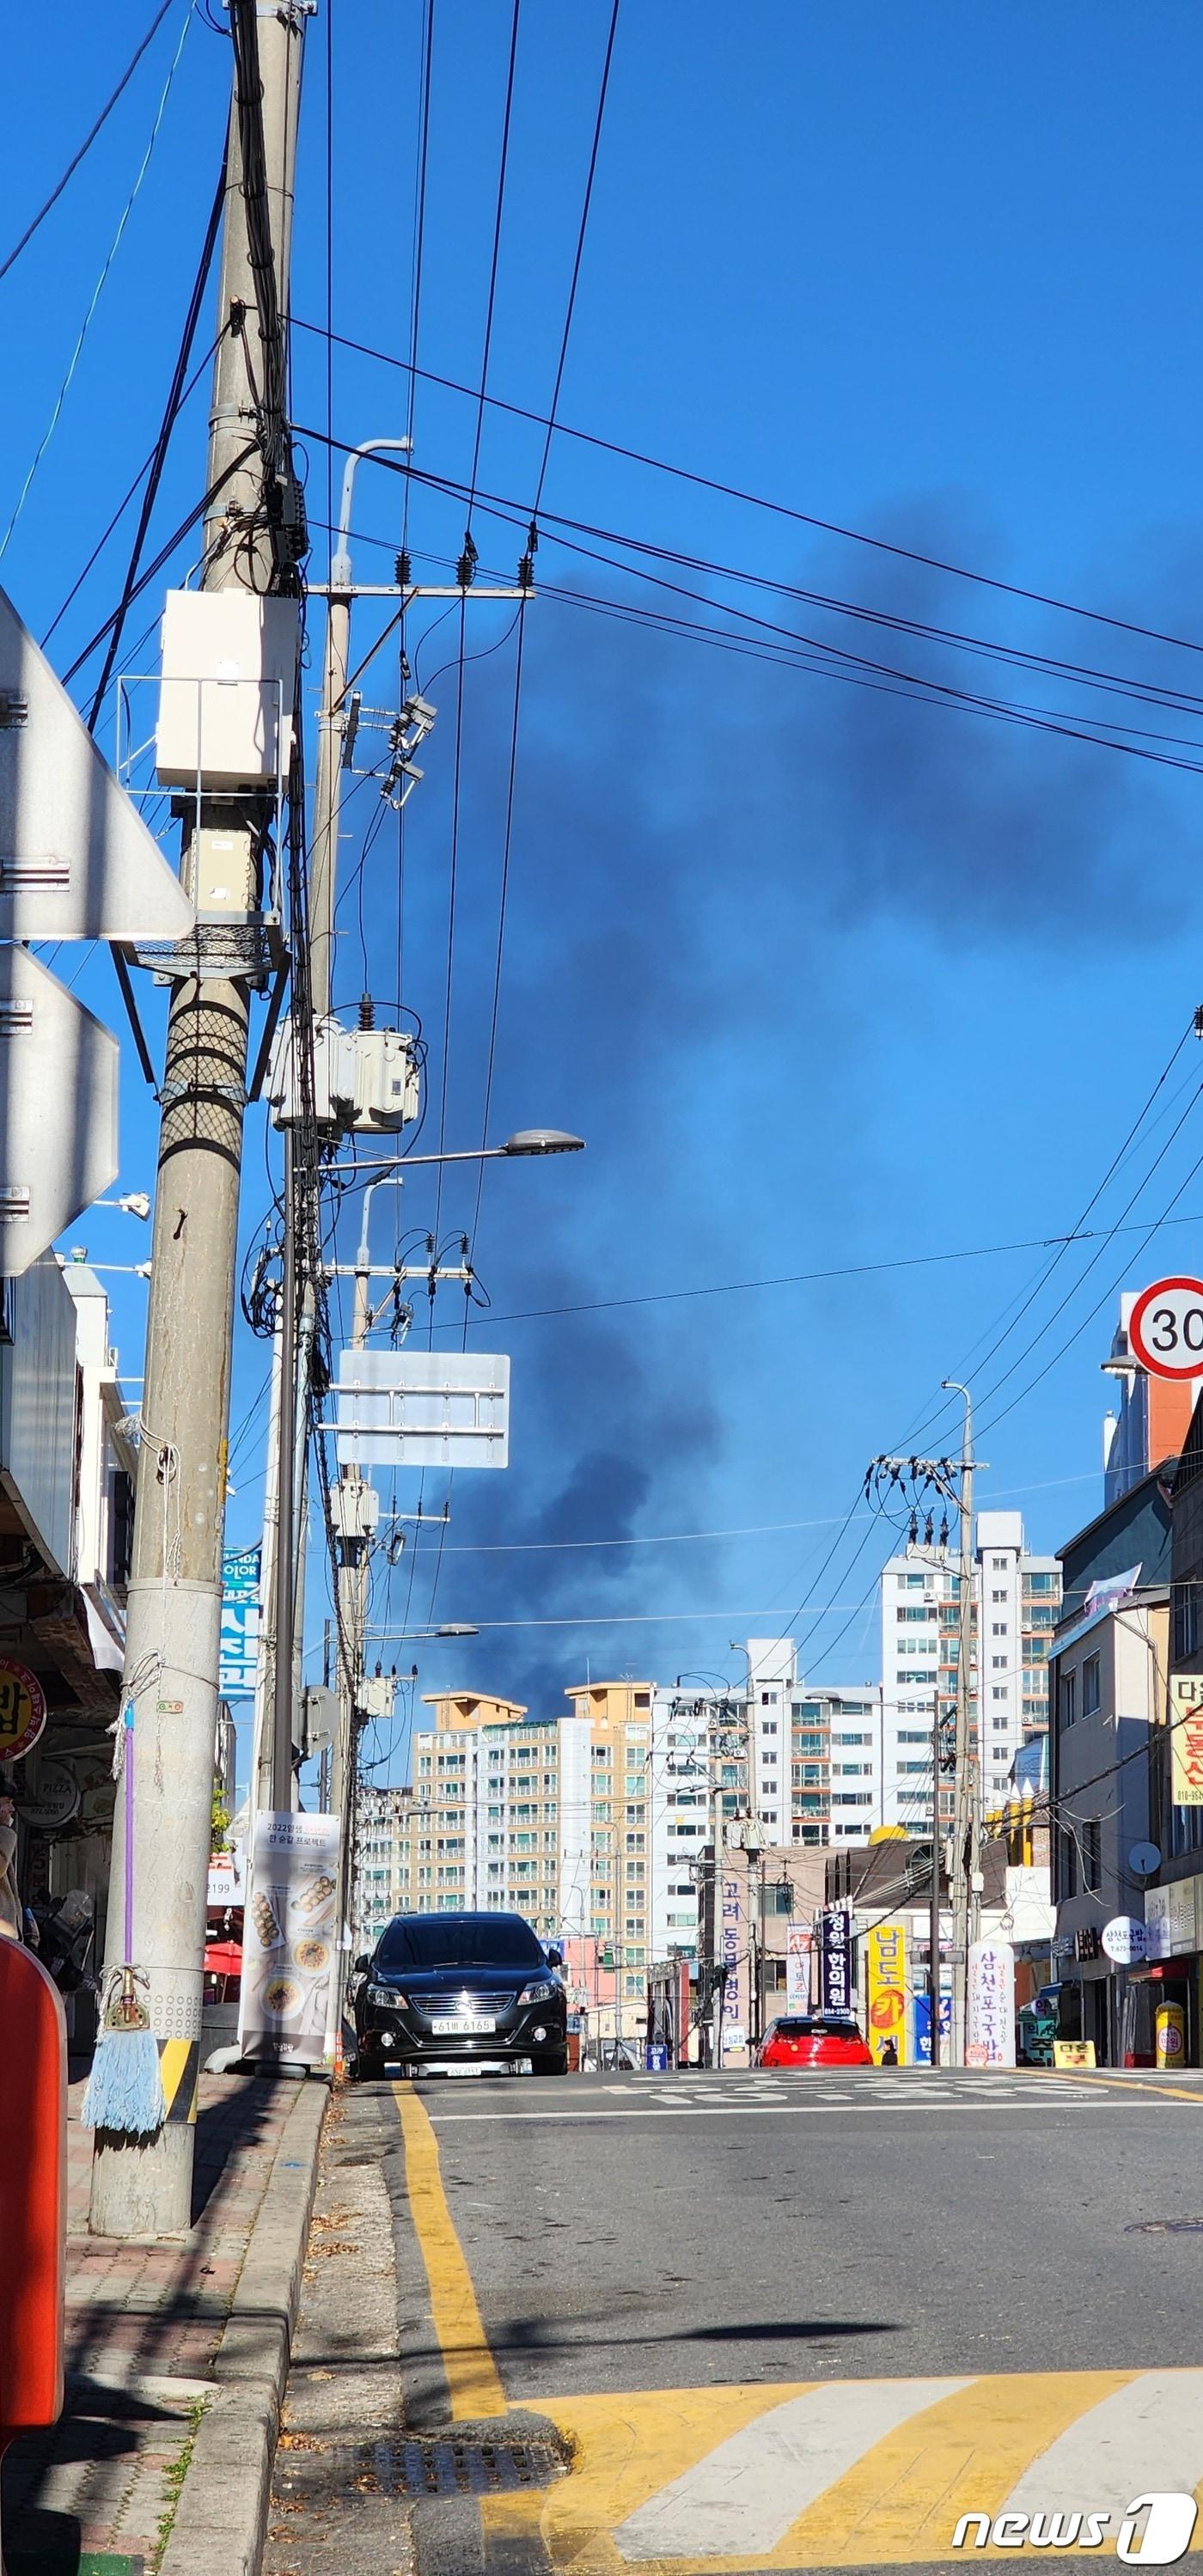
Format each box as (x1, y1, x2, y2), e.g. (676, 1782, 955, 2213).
(879, 1510, 1059, 1833)
(648, 1641, 882, 1957)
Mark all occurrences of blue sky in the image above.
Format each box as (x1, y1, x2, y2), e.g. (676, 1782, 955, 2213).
(5, 3, 1203, 1785)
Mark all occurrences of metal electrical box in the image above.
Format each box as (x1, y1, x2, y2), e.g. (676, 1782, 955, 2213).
(327, 1480, 381, 1542)
(266, 1016, 420, 1134)
(358, 1674, 396, 1719)
(156, 591, 298, 788)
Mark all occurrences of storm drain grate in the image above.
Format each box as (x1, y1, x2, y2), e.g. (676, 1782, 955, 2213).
(1125, 2218, 1203, 2233)
(372, 2438, 555, 2496)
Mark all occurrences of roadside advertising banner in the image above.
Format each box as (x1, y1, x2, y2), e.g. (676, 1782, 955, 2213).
(866, 1921, 909, 2064)
(820, 1906, 853, 2016)
(913, 1992, 952, 2063)
(967, 1938, 1016, 2068)
(238, 1810, 340, 2066)
(785, 1922, 813, 2012)
(1170, 1672, 1203, 1807)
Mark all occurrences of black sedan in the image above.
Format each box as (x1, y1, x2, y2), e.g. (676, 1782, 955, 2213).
(353, 1908, 568, 2078)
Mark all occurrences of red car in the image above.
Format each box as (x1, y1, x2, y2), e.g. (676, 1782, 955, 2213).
(757, 2012, 874, 2069)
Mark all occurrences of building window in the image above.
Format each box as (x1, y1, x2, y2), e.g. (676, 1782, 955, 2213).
(1083, 1821, 1102, 1892)
(1059, 1829, 1077, 1899)
(1174, 1581, 1199, 1664)
(992, 1588, 1007, 1603)
(1059, 1670, 1076, 1729)
(1082, 1655, 1101, 1718)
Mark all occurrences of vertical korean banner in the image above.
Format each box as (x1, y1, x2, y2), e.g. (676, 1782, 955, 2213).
(721, 1873, 745, 2054)
(219, 1544, 262, 1699)
(1170, 1673, 1203, 1806)
(820, 1906, 853, 2016)
(785, 1922, 813, 2012)
(866, 1921, 909, 2063)
(239, 1810, 340, 2066)
(967, 1938, 1016, 2067)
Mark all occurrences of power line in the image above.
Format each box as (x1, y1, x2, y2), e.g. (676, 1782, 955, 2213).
(290, 313, 1203, 662)
(86, 167, 227, 731)
(530, 0, 620, 516)
(0, 2, 193, 564)
(0, 0, 178, 286)
(409, 1204, 1203, 1332)
(293, 432, 1203, 773)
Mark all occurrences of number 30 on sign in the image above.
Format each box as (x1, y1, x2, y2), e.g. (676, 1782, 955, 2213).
(0, 1656, 47, 1761)
(1129, 1277, 1203, 1380)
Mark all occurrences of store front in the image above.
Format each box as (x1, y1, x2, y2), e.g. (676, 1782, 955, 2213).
(1143, 1875, 1203, 2066)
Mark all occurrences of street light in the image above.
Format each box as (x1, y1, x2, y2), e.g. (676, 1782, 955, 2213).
(95, 1192, 152, 1219)
(330, 1129, 585, 1178)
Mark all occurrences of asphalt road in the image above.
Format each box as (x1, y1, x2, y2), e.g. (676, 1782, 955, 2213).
(266, 2066, 1203, 2576)
(407, 2062, 1203, 2391)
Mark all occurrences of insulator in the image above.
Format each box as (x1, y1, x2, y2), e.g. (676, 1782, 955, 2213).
(395, 550, 412, 586)
(455, 531, 479, 588)
(358, 992, 374, 1029)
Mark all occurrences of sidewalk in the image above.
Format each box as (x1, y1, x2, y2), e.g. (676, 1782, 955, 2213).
(2, 2068, 327, 2576)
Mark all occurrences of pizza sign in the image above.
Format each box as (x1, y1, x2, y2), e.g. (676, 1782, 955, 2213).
(0, 1657, 47, 1762)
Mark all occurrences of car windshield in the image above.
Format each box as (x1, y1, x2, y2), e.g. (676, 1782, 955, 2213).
(772, 2017, 857, 2037)
(376, 1912, 545, 1971)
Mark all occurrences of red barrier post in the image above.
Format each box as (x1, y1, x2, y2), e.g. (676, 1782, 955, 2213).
(0, 1940, 66, 2567)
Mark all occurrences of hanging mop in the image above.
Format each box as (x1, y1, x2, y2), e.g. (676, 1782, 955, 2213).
(81, 1694, 166, 2136)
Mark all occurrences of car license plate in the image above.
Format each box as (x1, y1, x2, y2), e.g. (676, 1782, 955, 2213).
(431, 2014, 495, 2035)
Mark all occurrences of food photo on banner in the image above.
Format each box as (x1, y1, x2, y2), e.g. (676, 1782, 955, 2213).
(238, 1810, 339, 2066)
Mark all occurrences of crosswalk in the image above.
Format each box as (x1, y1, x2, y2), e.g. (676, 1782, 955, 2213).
(483, 2369, 1203, 2567)
(428, 2068, 1203, 2123)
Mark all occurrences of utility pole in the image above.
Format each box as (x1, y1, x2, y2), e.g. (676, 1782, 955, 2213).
(943, 1380, 977, 2068)
(865, 1401, 982, 2080)
(929, 1688, 943, 2068)
(91, 2, 308, 2238)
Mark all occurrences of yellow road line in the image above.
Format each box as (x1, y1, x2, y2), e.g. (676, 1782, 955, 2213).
(1055, 2069, 1203, 2105)
(495, 2372, 1200, 2569)
(392, 2082, 509, 2420)
(785, 2370, 1132, 2567)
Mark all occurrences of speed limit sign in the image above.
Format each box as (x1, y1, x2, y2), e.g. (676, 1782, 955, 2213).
(1129, 1277, 1203, 1379)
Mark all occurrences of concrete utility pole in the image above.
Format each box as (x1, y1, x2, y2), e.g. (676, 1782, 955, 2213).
(92, 2, 308, 2238)
(943, 1380, 976, 2069)
(929, 1688, 943, 2068)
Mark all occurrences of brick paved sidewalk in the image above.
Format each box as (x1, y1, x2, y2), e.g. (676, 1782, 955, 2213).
(3, 2070, 306, 2576)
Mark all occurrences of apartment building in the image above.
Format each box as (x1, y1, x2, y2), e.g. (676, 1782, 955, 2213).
(648, 1645, 882, 1958)
(879, 1511, 1060, 1831)
(559, 1680, 653, 2012)
(386, 1690, 562, 1939)
(356, 1784, 409, 1950)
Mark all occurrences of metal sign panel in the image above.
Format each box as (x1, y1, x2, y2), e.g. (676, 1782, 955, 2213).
(334, 1348, 510, 1469)
(0, 949, 118, 1275)
(0, 584, 195, 939)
